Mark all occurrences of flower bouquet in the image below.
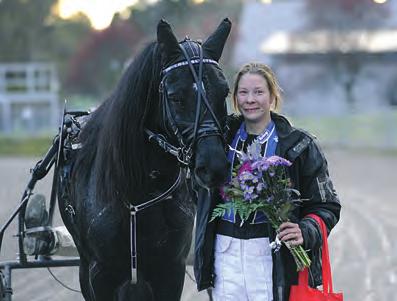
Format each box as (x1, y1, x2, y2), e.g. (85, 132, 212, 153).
(211, 141, 311, 271)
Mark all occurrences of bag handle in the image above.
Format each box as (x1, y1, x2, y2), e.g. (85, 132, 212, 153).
(299, 214, 334, 294)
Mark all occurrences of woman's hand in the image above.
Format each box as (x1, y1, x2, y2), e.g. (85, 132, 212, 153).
(278, 222, 303, 247)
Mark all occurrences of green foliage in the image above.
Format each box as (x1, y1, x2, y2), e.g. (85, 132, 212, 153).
(0, 0, 57, 60)
(64, 19, 144, 97)
(211, 198, 274, 224)
(0, 0, 242, 99)
(44, 14, 93, 89)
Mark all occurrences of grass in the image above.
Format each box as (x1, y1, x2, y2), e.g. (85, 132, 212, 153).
(289, 110, 397, 151)
(0, 136, 54, 157)
(1, 110, 397, 157)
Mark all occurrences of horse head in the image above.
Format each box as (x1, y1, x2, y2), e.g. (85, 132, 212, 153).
(155, 19, 231, 189)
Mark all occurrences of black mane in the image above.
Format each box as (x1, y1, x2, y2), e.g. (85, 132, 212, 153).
(73, 42, 162, 204)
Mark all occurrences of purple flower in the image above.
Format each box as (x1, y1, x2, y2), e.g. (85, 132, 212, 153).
(252, 158, 271, 171)
(243, 186, 257, 201)
(256, 182, 266, 193)
(238, 171, 255, 183)
(266, 156, 292, 167)
(238, 161, 253, 176)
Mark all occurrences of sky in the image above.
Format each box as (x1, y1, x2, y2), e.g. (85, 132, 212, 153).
(57, 0, 206, 30)
(58, 0, 140, 30)
(57, 0, 389, 30)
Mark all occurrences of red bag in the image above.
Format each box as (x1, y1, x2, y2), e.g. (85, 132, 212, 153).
(289, 214, 343, 301)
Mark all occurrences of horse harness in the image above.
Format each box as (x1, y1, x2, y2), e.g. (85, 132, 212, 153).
(126, 40, 226, 284)
(146, 40, 225, 166)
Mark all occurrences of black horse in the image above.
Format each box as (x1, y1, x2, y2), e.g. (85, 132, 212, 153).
(59, 19, 231, 300)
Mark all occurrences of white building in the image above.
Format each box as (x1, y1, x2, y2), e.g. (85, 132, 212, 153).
(232, 0, 397, 116)
(0, 63, 60, 134)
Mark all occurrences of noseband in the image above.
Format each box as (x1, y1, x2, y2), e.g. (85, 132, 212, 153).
(145, 40, 225, 166)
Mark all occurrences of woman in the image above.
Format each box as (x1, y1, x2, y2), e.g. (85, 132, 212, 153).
(193, 62, 341, 301)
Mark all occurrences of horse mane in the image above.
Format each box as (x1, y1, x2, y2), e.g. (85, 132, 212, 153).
(72, 42, 162, 204)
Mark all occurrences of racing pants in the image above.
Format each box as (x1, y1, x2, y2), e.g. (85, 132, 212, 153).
(213, 234, 273, 301)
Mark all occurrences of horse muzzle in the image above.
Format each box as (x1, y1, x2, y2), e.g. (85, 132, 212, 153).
(193, 136, 229, 189)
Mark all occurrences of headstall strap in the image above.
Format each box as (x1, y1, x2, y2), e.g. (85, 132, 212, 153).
(162, 58, 218, 75)
(145, 41, 220, 167)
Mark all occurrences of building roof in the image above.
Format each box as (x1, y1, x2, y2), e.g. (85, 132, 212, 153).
(260, 29, 397, 54)
(232, 0, 397, 65)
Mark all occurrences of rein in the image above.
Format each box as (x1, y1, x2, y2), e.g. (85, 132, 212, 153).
(128, 41, 224, 284)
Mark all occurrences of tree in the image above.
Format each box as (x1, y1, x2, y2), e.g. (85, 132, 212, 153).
(65, 19, 144, 97)
(0, 0, 93, 96)
(0, 0, 57, 60)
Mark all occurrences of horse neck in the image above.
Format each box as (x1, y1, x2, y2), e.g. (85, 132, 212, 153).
(142, 139, 181, 194)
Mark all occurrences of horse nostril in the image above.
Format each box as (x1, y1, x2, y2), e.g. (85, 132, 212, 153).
(194, 163, 228, 188)
(195, 166, 210, 182)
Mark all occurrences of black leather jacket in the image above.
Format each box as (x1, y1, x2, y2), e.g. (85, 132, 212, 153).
(193, 112, 341, 301)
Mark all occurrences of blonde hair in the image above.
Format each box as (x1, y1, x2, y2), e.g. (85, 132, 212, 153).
(232, 62, 282, 111)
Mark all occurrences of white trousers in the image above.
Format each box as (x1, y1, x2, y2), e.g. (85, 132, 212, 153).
(212, 234, 273, 301)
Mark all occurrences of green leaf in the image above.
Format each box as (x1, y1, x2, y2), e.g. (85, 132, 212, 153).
(278, 202, 293, 221)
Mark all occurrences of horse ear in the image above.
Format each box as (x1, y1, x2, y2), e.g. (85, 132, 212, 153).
(202, 18, 232, 61)
(157, 19, 181, 66)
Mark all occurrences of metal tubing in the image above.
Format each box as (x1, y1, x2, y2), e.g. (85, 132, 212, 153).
(3, 265, 12, 301)
(0, 258, 80, 270)
(0, 258, 80, 301)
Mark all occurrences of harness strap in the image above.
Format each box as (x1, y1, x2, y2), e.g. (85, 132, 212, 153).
(179, 45, 222, 136)
(178, 45, 224, 140)
(162, 58, 218, 74)
(159, 78, 194, 166)
(145, 128, 180, 157)
(128, 167, 185, 284)
(144, 129, 192, 164)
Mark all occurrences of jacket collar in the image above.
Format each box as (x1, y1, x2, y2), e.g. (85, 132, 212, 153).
(226, 112, 299, 140)
(226, 112, 305, 158)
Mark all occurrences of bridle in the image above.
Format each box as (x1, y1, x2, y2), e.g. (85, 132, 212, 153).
(145, 39, 225, 166)
(128, 40, 227, 284)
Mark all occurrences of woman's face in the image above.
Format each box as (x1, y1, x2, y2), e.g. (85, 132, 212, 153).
(236, 73, 274, 125)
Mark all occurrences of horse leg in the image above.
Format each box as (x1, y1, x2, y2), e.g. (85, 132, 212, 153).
(144, 256, 186, 301)
(115, 279, 154, 301)
(87, 261, 122, 301)
(79, 258, 93, 301)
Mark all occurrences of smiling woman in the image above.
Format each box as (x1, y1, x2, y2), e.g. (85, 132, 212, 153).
(58, 0, 139, 30)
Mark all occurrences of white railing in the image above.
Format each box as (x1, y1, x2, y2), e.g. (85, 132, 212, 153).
(0, 62, 59, 95)
(0, 63, 60, 134)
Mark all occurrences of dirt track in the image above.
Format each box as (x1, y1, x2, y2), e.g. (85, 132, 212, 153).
(0, 149, 396, 300)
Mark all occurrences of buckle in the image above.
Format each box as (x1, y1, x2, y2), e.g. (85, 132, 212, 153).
(177, 147, 192, 165)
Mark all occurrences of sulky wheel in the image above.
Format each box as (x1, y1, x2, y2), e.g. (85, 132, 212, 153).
(0, 271, 4, 301)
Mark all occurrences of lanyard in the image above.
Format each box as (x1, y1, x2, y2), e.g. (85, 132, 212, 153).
(227, 120, 278, 180)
